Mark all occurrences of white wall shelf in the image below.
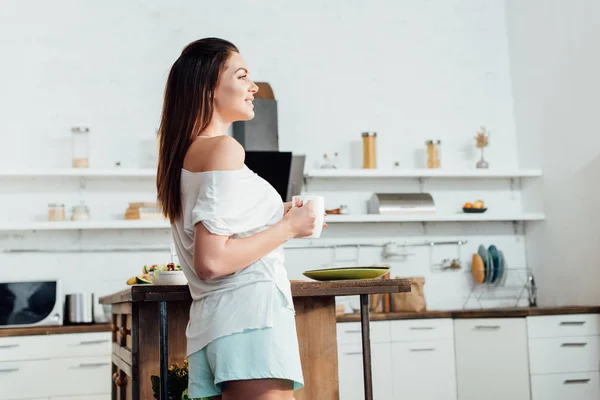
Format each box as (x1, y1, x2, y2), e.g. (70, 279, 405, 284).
(305, 169, 543, 179)
(324, 213, 546, 223)
(0, 220, 171, 231)
(0, 213, 545, 231)
(0, 168, 156, 178)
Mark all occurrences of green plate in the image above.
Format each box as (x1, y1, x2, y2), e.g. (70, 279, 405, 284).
(302, 266, 390, 281)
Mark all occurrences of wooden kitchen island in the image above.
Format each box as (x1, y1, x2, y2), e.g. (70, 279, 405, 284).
(100, 279, 410, 400)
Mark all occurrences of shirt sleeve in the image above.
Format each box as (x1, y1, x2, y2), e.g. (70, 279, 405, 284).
(191, 171, 277, 236)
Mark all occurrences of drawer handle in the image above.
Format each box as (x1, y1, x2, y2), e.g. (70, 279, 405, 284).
(474, 325, 501, 330)
(0, 344, 19, 349)
(344, 351, 362, 355)
(344, 329, 362, 334)
(76, 362, 110, 368)
(564, 379, 591, 385)
(409, 327, 434, 330)
(0, 368, 19, 373)
(77, 339, 110, 346)
(561, 342, 588, 348)
(410, 348, 436, 352)
(560, 321, 586, 326)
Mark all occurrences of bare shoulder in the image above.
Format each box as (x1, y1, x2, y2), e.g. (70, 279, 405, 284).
(184, 135, 244, 172)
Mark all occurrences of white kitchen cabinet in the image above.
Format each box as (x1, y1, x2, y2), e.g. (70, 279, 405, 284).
(50, 396, 110, 400)
(337, 321, 392, 400)
(391, 340, 457, 400)
(0, 333, 111, 400)
(338, 342, 393, 400)
(527, 314, 600, 400)
(454, 318, 531, 400)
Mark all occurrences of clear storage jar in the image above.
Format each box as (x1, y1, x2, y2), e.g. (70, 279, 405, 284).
(426, 140, 441, 169)
(71, 127, 90, 168)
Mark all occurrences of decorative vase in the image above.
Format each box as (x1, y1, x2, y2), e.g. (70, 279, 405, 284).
(476, 148, 489, 169)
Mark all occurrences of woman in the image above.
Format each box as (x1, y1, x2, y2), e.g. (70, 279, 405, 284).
(157, 37, 322, 400)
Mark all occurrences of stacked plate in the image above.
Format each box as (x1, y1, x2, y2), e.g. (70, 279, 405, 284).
(471, 245, 505, 285)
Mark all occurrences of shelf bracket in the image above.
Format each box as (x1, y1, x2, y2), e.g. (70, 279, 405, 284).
(512, 220, 520, 235)
(421, 221, 428, 235)
(418, 178, 425, 193)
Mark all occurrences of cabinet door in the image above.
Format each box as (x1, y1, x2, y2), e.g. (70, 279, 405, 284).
(454, 319, 530, 400)
(338, 343, 392, 400)
(51, 396, 109, 400)
(391, 340, 457, 400)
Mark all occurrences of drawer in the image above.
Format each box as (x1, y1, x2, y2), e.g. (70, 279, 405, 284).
(527, 314, 600, 338)
(531, 372, 600, 400)
(337, 321, 390, 345)
(390, 318, 454, 341)
(529, 336, 600, 374)
(0, 333, 111, 362)
(0, 356, 111, 399)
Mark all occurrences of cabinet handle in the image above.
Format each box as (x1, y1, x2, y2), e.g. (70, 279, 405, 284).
(409, 327, 434, 330)
(560, 321, 585, 326)
(344, 351, 363, 355)
(410, 348, 436, 352)
(564, 379, 591, 385)
(116, 376, 128, 387)
(561, 342, 588, 347)
(0, 344, 19, 349)
(344, 329, 362, 333)
(474, 325, 501, 330)
(77, 339, 110, 346)
(76, 362, 110, 368)
(0, 368, 19, 373)
(119, 327, 131, 337)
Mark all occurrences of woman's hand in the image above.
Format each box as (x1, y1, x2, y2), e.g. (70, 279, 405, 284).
(283, 198, 302, 215)
(283, 199, 328, 238)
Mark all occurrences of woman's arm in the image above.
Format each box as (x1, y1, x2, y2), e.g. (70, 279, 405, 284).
(191, 136, 316, 280)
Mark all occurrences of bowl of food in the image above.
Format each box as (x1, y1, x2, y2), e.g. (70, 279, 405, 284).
(150, 263, 187, 285)
(462, 200, 487, 213)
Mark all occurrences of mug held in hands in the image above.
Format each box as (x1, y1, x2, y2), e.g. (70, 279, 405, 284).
(292, 195, 325, 239)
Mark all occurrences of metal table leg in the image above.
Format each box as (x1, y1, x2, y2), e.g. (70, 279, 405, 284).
(159, 301, 169, 400)
(359, 294, 373, 400)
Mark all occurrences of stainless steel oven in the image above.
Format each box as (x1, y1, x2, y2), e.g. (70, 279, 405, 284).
(0, 280, 63, 328)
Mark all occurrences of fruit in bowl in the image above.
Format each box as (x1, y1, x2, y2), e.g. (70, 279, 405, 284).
(463, 200, 487, 213)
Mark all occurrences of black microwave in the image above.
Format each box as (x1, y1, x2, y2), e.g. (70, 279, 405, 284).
(0, 280, 63, 328)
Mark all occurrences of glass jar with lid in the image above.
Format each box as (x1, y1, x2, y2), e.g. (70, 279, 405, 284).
(362, 131, 377, 169)
(71, 127, 90, 168)
(71, 204, 90, 221)
(48, 203, 65, 221)
(426, 140, 441, 169)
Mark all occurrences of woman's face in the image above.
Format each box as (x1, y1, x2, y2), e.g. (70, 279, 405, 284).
(213, 52, 259, 122)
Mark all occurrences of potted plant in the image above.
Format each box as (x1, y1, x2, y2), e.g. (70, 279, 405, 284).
(150, 359, 209, 400)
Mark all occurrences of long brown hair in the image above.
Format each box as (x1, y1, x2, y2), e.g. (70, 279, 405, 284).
(157, 38, 239, 223)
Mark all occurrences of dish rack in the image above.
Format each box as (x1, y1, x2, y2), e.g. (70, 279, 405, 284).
(462, 267, 532, 309)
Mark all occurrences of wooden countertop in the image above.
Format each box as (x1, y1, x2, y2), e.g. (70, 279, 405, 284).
(100, 279, 411, 304)
(0, 324, 112, 338)
(336, 306, 600, 322)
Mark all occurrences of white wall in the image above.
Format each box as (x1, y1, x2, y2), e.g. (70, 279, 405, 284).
(506, 0, 600, 306)
(0, 0, 531, 312)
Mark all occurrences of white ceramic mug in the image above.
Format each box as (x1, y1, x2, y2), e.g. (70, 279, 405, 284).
(292, 194, 325, 239)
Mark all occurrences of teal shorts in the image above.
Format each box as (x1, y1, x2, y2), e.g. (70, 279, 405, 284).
(187, 291, 304, 398)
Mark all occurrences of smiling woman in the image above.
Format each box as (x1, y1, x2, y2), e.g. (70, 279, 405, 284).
(156, 38, 322, 400)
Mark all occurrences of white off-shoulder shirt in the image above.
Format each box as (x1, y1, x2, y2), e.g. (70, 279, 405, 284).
(171, 165, 294, 357)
